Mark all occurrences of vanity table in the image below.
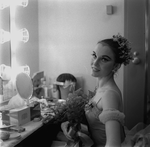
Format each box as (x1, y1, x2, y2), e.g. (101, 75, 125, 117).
(2, 121, 42, 147)
(2, 120, 61, 147)
(0, 72, 61, 147)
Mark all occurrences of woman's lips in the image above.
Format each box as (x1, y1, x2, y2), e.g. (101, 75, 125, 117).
(92, 67, 100, 72)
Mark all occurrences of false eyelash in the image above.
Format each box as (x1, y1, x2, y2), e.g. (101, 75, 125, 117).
(91, 52, 96, 57)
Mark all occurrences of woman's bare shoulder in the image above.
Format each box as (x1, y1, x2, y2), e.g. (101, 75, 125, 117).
(101, 88, 122, 111)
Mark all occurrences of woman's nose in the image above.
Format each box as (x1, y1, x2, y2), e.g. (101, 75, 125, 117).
(92, 59, 99, 66)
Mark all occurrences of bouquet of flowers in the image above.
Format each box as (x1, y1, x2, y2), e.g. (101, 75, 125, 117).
(42, 88, 96, 146)
(51, 88, 91, 124)
(42, 87, 95, 128)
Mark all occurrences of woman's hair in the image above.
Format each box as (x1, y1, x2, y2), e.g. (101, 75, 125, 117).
(56, 73, 77, 83)
(98, 34, 133, 66)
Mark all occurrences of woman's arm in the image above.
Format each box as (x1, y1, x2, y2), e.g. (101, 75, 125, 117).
(105, 120, 121, 147)
(99, 90, 122, 147)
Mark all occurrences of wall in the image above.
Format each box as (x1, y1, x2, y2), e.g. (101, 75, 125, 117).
(38, 0, 124, 93)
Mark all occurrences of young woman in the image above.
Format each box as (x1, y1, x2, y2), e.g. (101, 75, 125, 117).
(61, 34, 133, 147)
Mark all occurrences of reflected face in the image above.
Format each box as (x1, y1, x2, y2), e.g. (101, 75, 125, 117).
(91, 43, 116, 78)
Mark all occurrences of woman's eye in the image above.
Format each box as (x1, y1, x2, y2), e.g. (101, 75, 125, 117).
(101, 58, 109, 62)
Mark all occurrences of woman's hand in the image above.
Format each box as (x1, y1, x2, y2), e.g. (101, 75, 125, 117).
(61, 121, 74, 141)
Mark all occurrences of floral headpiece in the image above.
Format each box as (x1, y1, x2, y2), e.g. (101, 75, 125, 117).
(112, 34, 133, 65)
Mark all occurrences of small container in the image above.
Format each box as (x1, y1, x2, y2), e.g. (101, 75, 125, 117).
(44, 86, 48, 98)
(0, 110, 10, 125)
(9, 106, 31, 126)
(0, 77, 3, 95)
(0, 130, 10, 141)
(0, 77, 3, 102)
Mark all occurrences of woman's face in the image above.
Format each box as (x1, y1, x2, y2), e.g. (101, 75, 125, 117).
(91, 43, 116, 78)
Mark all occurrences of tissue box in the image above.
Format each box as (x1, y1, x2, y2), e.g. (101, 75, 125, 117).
(30, 102, 41, 120)
(9, 106, 31, 126)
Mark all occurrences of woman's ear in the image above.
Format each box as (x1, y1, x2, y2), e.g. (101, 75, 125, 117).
(113, 64, 121, 72)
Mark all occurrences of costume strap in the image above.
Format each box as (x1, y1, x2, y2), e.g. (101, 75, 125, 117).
(99, 108, 125, 125)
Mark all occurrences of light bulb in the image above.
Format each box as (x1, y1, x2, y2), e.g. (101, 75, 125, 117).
(18, 28, 29, 43)
(0, 0, 9, 9)
(0, 0, 28, 9)
(0, 29, 11, 44)
(14, 0, 28, 7)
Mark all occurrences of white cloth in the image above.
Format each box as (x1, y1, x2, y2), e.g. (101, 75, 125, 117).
(7, 93, 26, 109)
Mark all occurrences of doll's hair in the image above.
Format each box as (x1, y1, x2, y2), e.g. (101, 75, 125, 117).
(56, 73, 77, 99)
(56, 73, 77, 83)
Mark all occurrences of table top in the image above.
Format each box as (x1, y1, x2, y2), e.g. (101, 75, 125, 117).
(0, 97, 60, 147)
(1, 121, 43, 147)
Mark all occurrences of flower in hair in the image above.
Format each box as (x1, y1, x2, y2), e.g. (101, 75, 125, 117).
(112, 34, 133, 65)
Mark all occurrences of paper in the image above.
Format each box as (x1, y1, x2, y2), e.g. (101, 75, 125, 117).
(7, 94, 27, 109)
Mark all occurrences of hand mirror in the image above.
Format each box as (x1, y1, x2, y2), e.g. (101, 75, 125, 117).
(15, 72, 33, 100)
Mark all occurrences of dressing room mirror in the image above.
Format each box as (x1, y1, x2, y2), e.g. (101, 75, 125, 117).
(6, 72, 33, 109)
(15, 72, 33, 100)
(0, 6, 11, 66)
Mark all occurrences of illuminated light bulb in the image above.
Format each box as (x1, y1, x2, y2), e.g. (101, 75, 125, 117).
(0, 0, 28, 9)
(17, 28, 29, 43)
(0, 29, 11, 44)
(0, 64, 12, 80)
(0, 28, 29, 44)
(17, 65, 30, 76)
(0, 0, 9, 9)
(7, 65, 30, 83)
(15, 0, 28, 7)
(23, 65, 30, 76)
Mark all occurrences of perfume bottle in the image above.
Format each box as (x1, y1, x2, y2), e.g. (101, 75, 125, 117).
(0, 77, 3, 101)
